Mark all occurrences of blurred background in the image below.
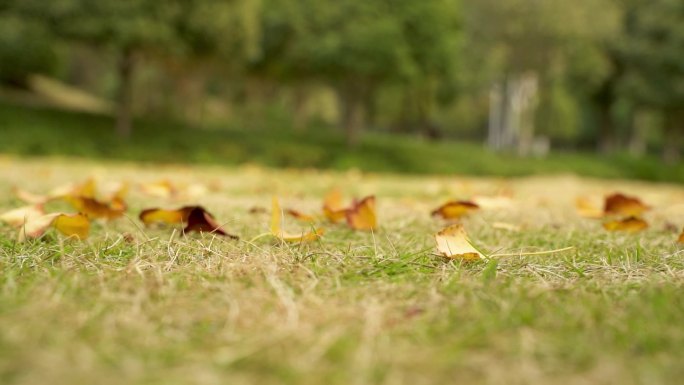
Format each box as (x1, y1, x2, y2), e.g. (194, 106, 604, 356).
(0, 0, 682, 181)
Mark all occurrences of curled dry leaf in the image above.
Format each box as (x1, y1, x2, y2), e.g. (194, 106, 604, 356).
(12, 178, 96, 204)
(0, 205, 45, 227)
(323, 189, 348, 223)
(434, 224, 483, 260)
(346, 196, 377, 231)
(139, 206, 195, 225)
(272, 197, 323, 242)
(183, 207, 239, 239)
(431, 200, 479, 220)
(603, 216, 648, 233)
(19, 213, 90, 241)
(604, 193, 649, 217)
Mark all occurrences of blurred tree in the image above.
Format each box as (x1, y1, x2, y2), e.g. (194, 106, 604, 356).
(618, 0, 684, 163)
(464, 0, 620, 154)
(0, 13, 57, 87)
(11, 0, 182, 138)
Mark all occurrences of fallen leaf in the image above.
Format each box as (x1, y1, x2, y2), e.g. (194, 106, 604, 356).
(346, 196, 377, 231)
(434, 224, 483, 260)
(183, 206, 239, 239)
(286, 209, 317, 222)
(52, 213, 90, 239)
(678, 228, 684, 244)
(63, 196, 126, 220)
(575, 196, 604, 219)
(604, 193, 649, 217)
(19, 213, 90, 241)
(272, 197, 323, 242)
(603, 216, 648, 233)
(323, 189, 348, 223)
(0, 205, 45, 227)
(431, 200, 479, 219)
(139, 206, 195, 225)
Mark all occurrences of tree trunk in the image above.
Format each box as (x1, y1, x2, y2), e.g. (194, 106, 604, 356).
(338, 87, 365, 148)
(597, 101, 615, 154)
(115, 48, 135, 139)
(662, 110, 682, 164)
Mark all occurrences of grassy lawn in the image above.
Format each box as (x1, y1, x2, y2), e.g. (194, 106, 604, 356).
(2, 101, 684, 183)
(1, 157, 683, 384)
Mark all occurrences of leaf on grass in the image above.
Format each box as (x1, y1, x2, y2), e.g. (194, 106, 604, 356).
(63, 196, 126, 220)
(603, 216, 648, 233)
(678, 228, 684, 244)
(286, 209, 317, 222)
(0, 205, 45, 227)
(183, 206, 239, 239)
(19, 213, 89, 241)
(346, 196, 377, 231)
(139, 206, 195, 225)
(604, 193, 649, 217)
(323, 189, 348, 223)
(272, 197, 323, 242)
(434, 224, 483, 260)
(575, 196, 604, 219)
(431, 200, 479, 219)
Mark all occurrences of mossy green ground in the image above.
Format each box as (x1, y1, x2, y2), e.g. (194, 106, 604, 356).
(0, 157, 683, 385)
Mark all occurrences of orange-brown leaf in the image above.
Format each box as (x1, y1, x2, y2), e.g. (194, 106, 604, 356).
(604, 193, 649, 217)
(434, 224, 483, 260)
(678, 228, 684, 244)
(63, 196, 126, 220)
(323, 189, 348, 223)
(346, 196, 377, 231)
(431, 200, 479, 219)
(603, 216, 648, 233)
(286, 209, 317, 222)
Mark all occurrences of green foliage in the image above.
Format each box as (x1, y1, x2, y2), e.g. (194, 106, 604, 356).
(0, 15, 57, 85)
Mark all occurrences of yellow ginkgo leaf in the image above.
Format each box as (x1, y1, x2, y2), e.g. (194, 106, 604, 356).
(53, 213, 90, 239)
(0, 205, 45, 227)
(603, 216, 648, 233)
(346, 196, 377, 231)
(434, 224, 483, 260)
(272, 197, 324, 242)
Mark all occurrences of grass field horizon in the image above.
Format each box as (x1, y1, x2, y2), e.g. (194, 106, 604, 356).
(2, 101, 683, 184)
(1, 157, 683, 385)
